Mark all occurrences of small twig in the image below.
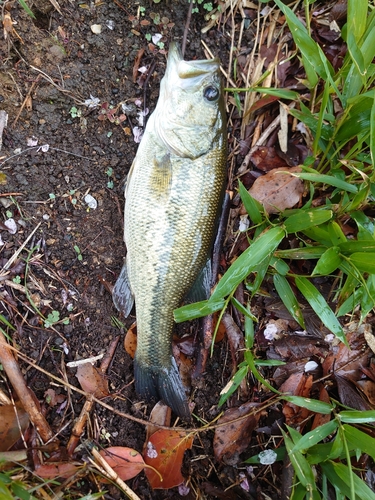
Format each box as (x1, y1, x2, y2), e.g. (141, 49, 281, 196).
(9, 342, 278, 432)
(29, 65, 86, 104)
(143, 59, 156, 121)
(12, 76, 41, 128)
(0, 222, 41, 276)
(0, 329, 54, 443)
(0, 110, 8, 150)
(0, 145, 91, 169)
(239, 115, 281, 173)
(66, 337, 120, 456)
(182, 0, 194, 58)
(201, 39, 236, 87)
(90, 448, 142, 500)
(0, 387, 11, 405)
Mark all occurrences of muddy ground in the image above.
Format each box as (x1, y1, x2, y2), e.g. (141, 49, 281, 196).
(0, 1, 265, 499)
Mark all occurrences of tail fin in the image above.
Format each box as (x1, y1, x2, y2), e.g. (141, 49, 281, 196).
(134, 357, 191, 421)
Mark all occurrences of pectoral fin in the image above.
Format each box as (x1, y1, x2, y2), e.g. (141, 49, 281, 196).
(112, 260, 134, 317)
(149, 153, 172, 199)
(124, 160, 136, 198)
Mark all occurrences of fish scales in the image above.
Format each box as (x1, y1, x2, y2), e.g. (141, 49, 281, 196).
(113, 43, 227, 420)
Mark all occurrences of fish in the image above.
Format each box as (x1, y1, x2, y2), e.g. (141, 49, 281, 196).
(113, 42, 227, 420)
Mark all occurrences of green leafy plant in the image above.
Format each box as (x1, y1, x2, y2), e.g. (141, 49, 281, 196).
(246, 398, 375, 500)
(106, 167, 114, 189)
(44, 310, 69, 328)
(175, 0, 375, 496)
(17, 0, 35, 18)
(74, 244, 83, 261)
(175, 0, 375, 381)
(69, 106, 82, 119)
(0, 469, 38, 500)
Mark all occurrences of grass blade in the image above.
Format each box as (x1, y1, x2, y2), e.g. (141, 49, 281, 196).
(343, 424, 375, 461)
(347, 0, 368, 42)
(282, 396, 333, 414)
(210, 227, 285, 301)
(283, 209, 333, 234)
(283, 432, 317, 490)
(295, 173, 358, 193)
(238, 181, 263, 224)
(273, 274, 305, 328)
(290, 420, 338, 453)
(339, 409, 375, 423)
(273, 0, 331, 81)
(295, 277, 347, 344)
(311, 246, 342, 276)
(174, 298, 226, 323)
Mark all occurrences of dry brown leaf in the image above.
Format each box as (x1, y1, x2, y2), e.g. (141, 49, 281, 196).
(213, 401, 262, 464)
(35, 462, 81, 479)
(144, 429, 193, 489)
(274, 335, 329, 361)
(248, 146, 287, 173)
(336, 375, 371, 411)
(249, 166, 304, 214)
(221, 313, 245, 369)
(311, 385, 332, 430)
(146, 402, 171, 442)
(99, 446, 145, 481)
(279, 373, 313, 426)
(273, 359, 309, 387)
(355, 380, 375, 406)
(76, 363, 109, 398)
(124, 322, 137, 358)
(0, 402, 29, 452)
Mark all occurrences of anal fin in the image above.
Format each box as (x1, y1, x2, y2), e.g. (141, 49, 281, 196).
(112, 260, 134, 317)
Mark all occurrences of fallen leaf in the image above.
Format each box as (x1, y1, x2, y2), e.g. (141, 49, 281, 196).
(249, 146, 287, 172)
(124, 322, 137, 358)
(249, 166, 304, 214)
(311, 385, 332, 430)
(0, 402, 29, 452)
(99, 446, 145, 481)
(76, 363, 109, 398)
(336, 375, 371, 411)
(146, 402, 171, 442)
(132, 47, 145, 83)
(355, 380, 375, 406)
(273, 335, 329, 360)
(221, 313, 245, 369)
(213, 401, 262, 464)
(44, 388, 65, 407)
(273, 359, 310, 387)
(279, 372, 313, 426)
(35, 462, 81, 479)
(144, 429, 193, 489)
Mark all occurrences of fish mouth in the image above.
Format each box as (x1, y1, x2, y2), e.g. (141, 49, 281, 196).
(167, 42, 220, 82)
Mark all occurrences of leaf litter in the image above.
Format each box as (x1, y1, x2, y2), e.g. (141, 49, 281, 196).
(0, 0, 375, 498)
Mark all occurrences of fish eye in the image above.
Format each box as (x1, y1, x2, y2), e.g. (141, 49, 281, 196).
(203, 85, 219, 102)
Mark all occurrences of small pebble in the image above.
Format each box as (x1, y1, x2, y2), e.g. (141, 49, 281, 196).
(84, 194, 98, 209)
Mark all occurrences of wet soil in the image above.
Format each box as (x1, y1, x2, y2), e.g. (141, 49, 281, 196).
(0, 1, 260, 498)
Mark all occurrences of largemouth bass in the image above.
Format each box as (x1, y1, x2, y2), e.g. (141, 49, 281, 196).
(113, 43, 227, 420)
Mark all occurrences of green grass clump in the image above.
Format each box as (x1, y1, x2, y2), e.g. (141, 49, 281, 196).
(175, 0, 375, 496)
